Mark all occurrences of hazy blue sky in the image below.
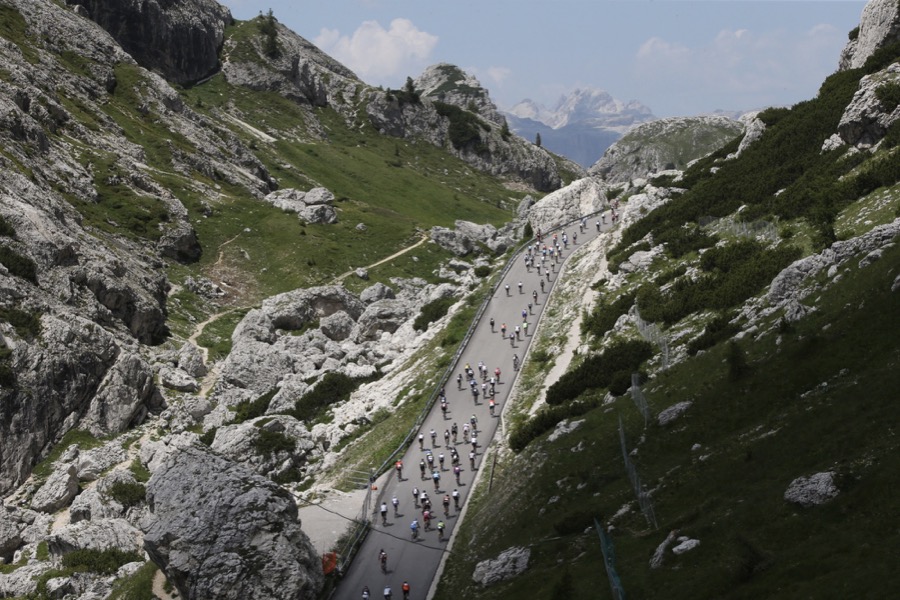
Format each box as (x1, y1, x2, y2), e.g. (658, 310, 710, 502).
(221, 0, 867, 117)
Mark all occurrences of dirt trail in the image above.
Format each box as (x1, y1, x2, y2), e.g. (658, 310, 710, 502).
(332, 232, 429, 284)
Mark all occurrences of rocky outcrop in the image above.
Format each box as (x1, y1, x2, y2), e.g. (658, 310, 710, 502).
(527, 177, 610, 233)
(839, 0, 900, 71)
(141, 444, 323, 599)
(222, 17, 360, 110)
(784, 472, 840, 507)
(367, 64, 566, 192)
(0, 505, 25, 561)
(72, 0, 233, 85)
(415, 63, 507, 127)
(48, 518, 144, 556)
(31, 464, 79, 513)
(837, 63, 900, 147)
(767, 218, 900, 318)
(472, 546, 530, 586)
(210, 415, 316, 481)
(590, 116, 743, 183)
(264, 187, 338, 224)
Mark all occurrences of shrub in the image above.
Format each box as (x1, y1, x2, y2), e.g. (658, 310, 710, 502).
(509, 397, 599, 452)
(107, 481, 146, 508)
(258, 9, 279, 57)
(727, 340, 750, 381)
(0, 307, 41, 339)
(252, 428, 295, 458)
(62, 548, 143, 574)
(473, 265, 491, 278)
(414, 296, 456, 331)
(290, 371, 375, 422)
(233, 388, 277, 424)
(0, 215, 14, 238)
(581, 290, 636, 340)
(433, 101, 488, 154)
(198, 427, 217, 447)
(546, 339, 654, 405)
(687, 312, 740, 355)
(875, 82, 900, 113)
(0, 245, 37, 283)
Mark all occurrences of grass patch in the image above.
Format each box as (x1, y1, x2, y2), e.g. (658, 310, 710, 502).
(195, 308, 250, 361)
(32, 430, 103, 480)
(108, 561, 159, 600)
(61, 548, 143, 574)
(128, 458, 151, 484)
(107, 481, 146, 508)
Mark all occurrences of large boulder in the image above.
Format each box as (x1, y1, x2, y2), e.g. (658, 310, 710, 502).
(31, 464, 79, 513)
(210, 415, 315, 480)
(0, 505, 25, 562)
(472, 546, 531, 586)
(141, 444, 323, 599)
(784, 472, 840, 507)
(837, 63, 900, 147)
(527, 177, 609, 234)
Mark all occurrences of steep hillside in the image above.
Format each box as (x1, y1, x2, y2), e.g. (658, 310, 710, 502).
(0, 0, 563, 597)
(589, 115, 745, 183)
(436, 3, 900, 598)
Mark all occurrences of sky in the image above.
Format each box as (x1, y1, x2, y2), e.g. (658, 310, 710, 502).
(220, 0, 869, 118)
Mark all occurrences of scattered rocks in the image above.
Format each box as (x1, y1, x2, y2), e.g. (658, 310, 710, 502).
(547, 419, 585, 442)
(264, 187, 338, 224)
(650, 530, 678, 569)
(672, 537, 700, 555)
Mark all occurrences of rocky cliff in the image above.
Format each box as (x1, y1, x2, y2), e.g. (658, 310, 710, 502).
(839, 0, 900, 71)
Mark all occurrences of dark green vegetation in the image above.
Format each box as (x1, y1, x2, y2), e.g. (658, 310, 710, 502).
(0, 244, 37, 283)
(439, 40, 900, 598)
(107, 481, 146, 508)
(108, 562, 159, 600)
(438, 230, 900, 600)
(61, 548, 143, 574)
(413, 296, 457, 331)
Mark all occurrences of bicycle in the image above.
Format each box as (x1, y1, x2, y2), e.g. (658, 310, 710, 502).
(379, 550, 387, 574)
(410, 520, 419, 540)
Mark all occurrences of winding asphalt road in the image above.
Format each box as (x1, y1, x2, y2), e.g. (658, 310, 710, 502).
(336, 210, 615, 600)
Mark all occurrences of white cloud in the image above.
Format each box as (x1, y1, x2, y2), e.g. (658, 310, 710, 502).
(314, 18, 438, 83)
(631, 23, 847, 114)
(487, 67, 512, 85)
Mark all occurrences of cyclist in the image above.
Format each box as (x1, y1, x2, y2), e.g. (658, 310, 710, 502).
(419, 459, 426, 480)
(523, 321, 529, 336)
(500, 322, 507, 338)
(402, 581, 410, 600)
(540, 279, 545, 292)
(454, 464, 461, 484)
(363, 586, 370, 600)
(379, 549, 387, 573)
(489, 317, 495, 331)
(517, 281, 523, 294)
(437, 520, 446, 541)
(410, 519, 419, 539)
(504, 283, 510, 296)
(395, 459, 403, 480)
(443, 494, 451, 516)
(444, 429, 451, 447)
(384, 587, 392, 600)
(418, 432, 424, 450)
(452, 488, 460, 510)
(470, 414, 478, 432)
(513, 354, 519, 371)
(495, 367, 501, 381)
(489, 398, 496, 416)
(430, 428, 437, 446)
(380, 503, 388, 526)
(533, 290, 538, 303)
(438, 453, 445, 470)
(469, 450, 476, 469)
(451, 423, 458, 443)
(412, 486, 419, 507)
(521, 308, 527, 321)
(456, 373, 462, 389)
(423, 510, 431, 531)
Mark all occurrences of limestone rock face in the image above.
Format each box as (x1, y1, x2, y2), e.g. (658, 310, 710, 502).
(837, 63, 900, 147)
(360, 282, 395, 304)
(415, 63, 507, 127)
(80, 352, 159, 436)
(0, 505, 25, 561)
(527, 177, 609, 234)
(590, 116, 743, 183)
(839, 0, 900, 71)
(31, 464, 79, 513)
(72, 0, 233, 85)
(210, 415, 315, 481)
(48, 518, 144, 556)
(141, 444, 323, 599)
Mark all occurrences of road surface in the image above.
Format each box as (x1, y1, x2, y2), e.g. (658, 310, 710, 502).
(335, 210, 616, 600)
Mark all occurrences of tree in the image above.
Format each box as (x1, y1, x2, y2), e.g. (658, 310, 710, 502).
(500, 119, 511, 140)
(535, 132, 542, 147)
(258, 9, 279, 58)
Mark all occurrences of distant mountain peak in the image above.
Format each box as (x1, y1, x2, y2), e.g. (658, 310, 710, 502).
(509, 88, 654, 131)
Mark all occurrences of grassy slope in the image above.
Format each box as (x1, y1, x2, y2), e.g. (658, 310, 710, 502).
(436, 221, 900, 600)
